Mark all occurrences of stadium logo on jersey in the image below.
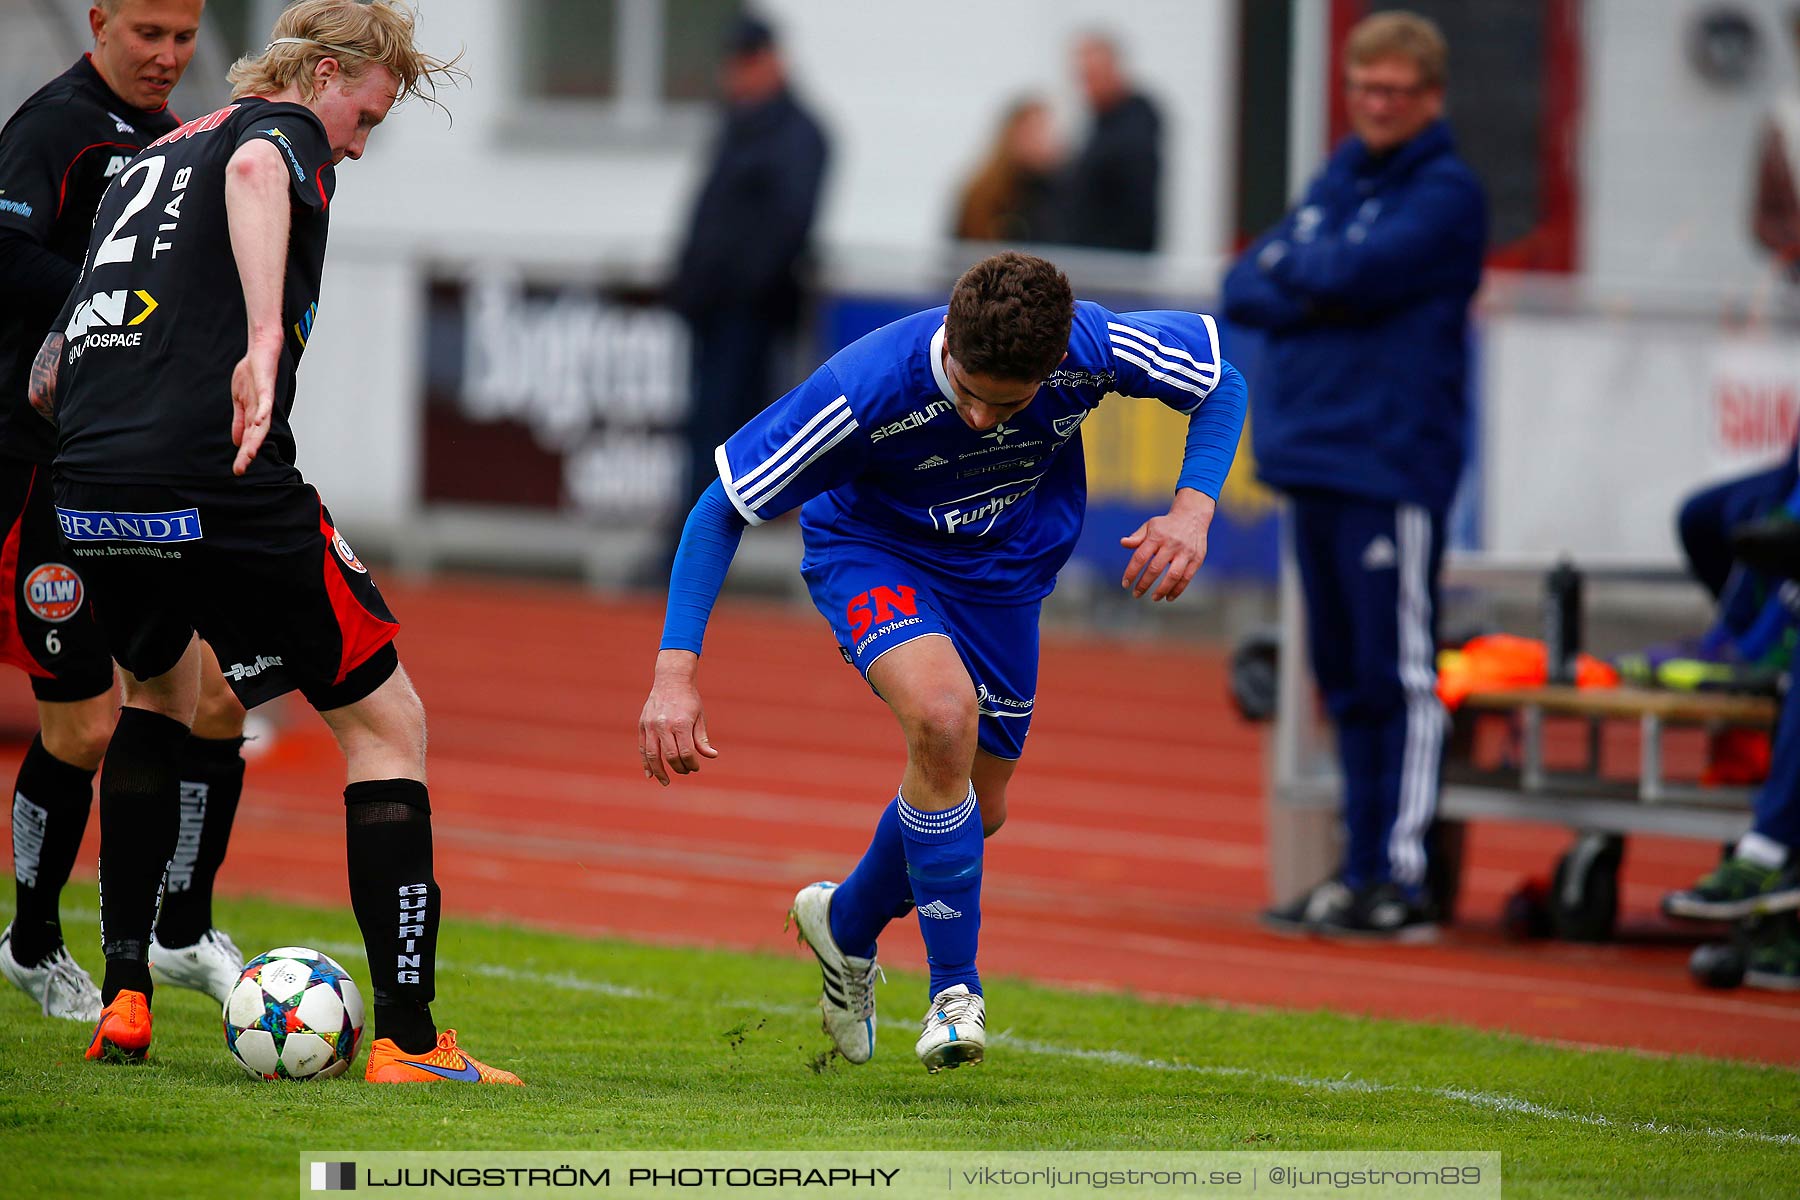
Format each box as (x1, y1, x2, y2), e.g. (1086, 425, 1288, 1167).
(333, 532, 368, 574)
(223, 654, 283, 682)
(1045, 368, 1114, 391)
(55, 506, 202, 544)
(976, 683, 1035, 719)
(22, 564, 83, 623)
(869, 399, 953, 442)
(64, 289, 159, 347)
(1052, 412, 1090, 439)
(103, 155, 130, 178)
(915, 455, 948, 471)
(930, 475, 1045, 535)
(106, 111, 136, 134)
(0, 193, 32, 219)
(846, 584, 918, 644)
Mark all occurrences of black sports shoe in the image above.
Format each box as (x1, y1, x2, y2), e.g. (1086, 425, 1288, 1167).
(1260, 877, 1354, 936)
(1312, 882, 1440, 943)
(1662, 855, 1796, 922)
(1745, 912, 1800, 992)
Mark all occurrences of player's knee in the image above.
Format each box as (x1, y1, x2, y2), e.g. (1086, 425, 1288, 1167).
(40, 705, 115, 771)
(979, 794, 1007, 837)
(902, 690, 978, 767)
(367, 671, 428, 762)
(191, 681, 246, 740)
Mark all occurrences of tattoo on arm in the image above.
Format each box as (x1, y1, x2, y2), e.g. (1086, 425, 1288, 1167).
(27, 332, 64, 423)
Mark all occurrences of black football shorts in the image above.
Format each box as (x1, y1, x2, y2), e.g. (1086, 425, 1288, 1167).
(51, 478, 399, 711)
(0, 457, 116, 703)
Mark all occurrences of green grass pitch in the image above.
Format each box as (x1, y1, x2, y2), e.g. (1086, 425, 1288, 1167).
(0, 887, 1793, 1199)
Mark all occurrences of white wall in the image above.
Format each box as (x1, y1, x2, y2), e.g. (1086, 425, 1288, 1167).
(313, 0, 1237, 262)
(198, 0, 1800, 564)
(761, 0, 1237, 261)
(288, 0, 1241, 533)
(1583, 0, 1798, 289)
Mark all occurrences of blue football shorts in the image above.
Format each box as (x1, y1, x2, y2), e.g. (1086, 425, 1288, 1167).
(802, 539, 1041, 761)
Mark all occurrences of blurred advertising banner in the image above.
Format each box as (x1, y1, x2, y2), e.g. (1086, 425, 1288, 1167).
(1709, 337, 1800, 462)
(419, 278, 1284, 579)
(421, 273, 690, 521)
(1485, 315, 1800, 562)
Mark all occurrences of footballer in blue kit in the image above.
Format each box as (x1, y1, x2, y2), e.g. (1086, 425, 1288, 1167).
(638, 252, 1245, 1072)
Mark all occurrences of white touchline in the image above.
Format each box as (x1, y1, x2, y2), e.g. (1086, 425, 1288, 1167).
(298, 934, 1799, 1150)
(40, 909, 1795, 1147)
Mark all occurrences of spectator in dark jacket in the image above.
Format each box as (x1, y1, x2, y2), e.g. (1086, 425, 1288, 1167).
(1060, 33, 1161, 252)
(1224, 11, 1486, 941)
(668, 15, 829, 510)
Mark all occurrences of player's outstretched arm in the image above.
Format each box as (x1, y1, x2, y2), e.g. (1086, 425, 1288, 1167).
(224, 139, 292, 475)
(27, 331, 63, 423)
(638, 478, 748, 785)
(1115, 355, 1247, 601)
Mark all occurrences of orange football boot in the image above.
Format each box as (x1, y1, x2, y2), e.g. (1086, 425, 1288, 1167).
(364, 1028, 522, 1084)
(85, 989, 152, 1063)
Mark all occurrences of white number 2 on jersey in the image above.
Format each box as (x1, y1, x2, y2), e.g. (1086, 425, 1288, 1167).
(91, 156, 166, 270)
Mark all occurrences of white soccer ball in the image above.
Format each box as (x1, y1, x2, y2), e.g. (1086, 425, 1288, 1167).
(223, 947, 365, 1081)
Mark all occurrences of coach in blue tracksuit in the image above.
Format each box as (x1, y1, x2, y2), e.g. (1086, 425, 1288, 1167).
(1224, 11, 1486, 940)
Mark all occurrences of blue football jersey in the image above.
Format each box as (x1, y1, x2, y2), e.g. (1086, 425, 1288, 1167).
(717, 300, 1230, 601)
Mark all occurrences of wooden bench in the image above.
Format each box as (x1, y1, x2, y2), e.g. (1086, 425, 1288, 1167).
(1432, 685, 1776, 936)
(1460, 685, 1776, 807)
(1264, 551, 1764, 932)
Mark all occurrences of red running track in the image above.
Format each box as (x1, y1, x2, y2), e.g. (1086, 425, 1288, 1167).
(14, 576, 1799, 1065)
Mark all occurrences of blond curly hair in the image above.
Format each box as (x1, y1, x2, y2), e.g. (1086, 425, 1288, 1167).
(227, 0, 462, 111)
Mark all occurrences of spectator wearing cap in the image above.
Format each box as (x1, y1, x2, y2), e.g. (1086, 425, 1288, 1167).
(666, 14, 830, 513)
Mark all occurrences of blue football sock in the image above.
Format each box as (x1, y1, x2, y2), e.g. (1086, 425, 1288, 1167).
(899, 785, 983, 999)
(827, 797, 913, 959)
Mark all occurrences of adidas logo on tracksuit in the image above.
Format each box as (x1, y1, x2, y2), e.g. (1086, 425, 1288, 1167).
(917, 899, 962, 919)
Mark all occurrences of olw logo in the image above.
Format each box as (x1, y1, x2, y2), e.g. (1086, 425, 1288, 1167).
(66, 289, 158, 337)
(847, 585, 917, 642)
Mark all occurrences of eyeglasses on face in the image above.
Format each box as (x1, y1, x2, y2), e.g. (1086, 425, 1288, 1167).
(1344, 79, 1429, 101)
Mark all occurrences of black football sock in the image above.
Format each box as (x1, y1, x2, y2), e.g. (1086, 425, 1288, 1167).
(8, 736, 97, 966)
(97, 708, 189, 1004)
(153, 735, 246, 948)
(345, 778, 438, 1054)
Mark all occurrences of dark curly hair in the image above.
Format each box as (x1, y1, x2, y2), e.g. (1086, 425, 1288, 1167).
(945, 251, 1075, 381)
